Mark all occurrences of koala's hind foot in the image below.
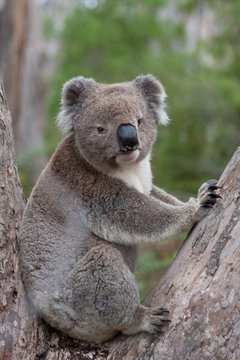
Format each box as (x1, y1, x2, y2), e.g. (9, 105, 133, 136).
(120, 305, 170, 336)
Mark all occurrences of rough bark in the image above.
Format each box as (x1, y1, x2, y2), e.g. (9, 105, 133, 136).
(0, 82, 239, 359)
(0, 82, 32, 360)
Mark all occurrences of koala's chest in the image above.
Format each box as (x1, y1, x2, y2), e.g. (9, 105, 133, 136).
(109, 155, 152, 195)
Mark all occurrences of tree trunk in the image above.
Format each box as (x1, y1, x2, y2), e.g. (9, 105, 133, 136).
(0, 0, 27, 137)
(0, 82, 239, 359)
(0, 82, 33, 360)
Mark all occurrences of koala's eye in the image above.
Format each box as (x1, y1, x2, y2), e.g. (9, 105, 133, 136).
(137, 118, 142, 126)
(97, 126, 107, 134)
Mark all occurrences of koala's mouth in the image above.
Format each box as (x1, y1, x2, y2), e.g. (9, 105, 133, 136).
(116, 148, 140, 164)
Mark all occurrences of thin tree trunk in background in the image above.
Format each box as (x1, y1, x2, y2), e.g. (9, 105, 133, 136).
(0, 82, 239, 359)
(0, 0, 47, 183)
(0, 0, 27, 138)
(17, 0, 47, 181)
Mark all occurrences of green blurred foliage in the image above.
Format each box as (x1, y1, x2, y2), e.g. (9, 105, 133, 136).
(135, 246, 175, 300)
(18, 146, 48, 197)
(136, 233, 187, 299)
(42, 0, 240, 295)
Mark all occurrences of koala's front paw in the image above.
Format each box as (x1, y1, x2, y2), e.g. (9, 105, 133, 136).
(193, 179, 222, 221)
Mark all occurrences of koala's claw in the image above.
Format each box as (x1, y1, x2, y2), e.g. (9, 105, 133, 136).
(151, 317, 171, 334)
(159, 317, 171, 323)
(201, 204, 213, 209)
(209, 192, 222, 199)
(153, 326, 163, 334)
(208, 185, 222, 192)
(200, 192, 219, 207)
(150, 316, 171, 334)
(152, 307, 169, 315)
(151, 316, 171, 325)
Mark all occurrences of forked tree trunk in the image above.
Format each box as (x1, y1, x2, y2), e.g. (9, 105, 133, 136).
(0, 82, 239, 360)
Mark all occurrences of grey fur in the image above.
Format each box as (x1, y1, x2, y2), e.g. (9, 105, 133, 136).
(19, 75, 217, 343)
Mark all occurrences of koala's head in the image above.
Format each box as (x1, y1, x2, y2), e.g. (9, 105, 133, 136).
(57, 75, 169, 172)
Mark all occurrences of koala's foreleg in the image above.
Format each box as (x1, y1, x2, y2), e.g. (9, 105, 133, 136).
(151, 185, 185, 206)
(86, 180, 221, 246)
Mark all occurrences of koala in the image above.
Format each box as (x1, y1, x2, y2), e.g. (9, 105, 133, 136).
(19, 75, 221, 344)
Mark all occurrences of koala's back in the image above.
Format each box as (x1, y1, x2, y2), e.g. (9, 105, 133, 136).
(19, 134, 138, 315)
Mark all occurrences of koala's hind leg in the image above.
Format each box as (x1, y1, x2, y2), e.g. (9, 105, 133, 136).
(64, 245, 169, 343)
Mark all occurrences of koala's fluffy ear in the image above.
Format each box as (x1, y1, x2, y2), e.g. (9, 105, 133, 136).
(56, 76, 96, 134)
(134, 74, 169, 125)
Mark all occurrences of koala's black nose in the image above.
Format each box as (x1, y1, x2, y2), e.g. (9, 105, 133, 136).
(117, 124, 139, 152)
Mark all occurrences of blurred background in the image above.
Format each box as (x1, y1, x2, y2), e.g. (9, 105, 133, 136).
(0, 0, 239, 298)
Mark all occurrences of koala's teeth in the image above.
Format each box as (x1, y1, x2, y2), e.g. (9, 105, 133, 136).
(119, 145, 139, 153)
(120, 148, 134, 153)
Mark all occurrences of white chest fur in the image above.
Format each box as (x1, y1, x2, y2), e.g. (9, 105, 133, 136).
(109, 154, 152, 195)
